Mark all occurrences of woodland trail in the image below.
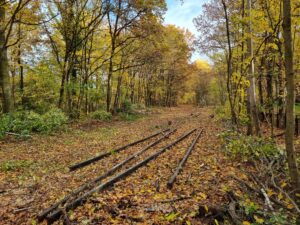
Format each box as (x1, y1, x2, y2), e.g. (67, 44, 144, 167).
(0, 106, 244, 224)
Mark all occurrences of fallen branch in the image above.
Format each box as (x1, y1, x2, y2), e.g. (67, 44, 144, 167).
(246, 172, 289, 210)
(271, 174, 300, 213)
(69, 128, 170, 171)
(5, 132, 31, 138)
(260, 188, 274, 211)
(46, 128, 197, 223)
(14, 207, 32, 213)
(229, 175, 258, 193)
(38, 129, 176, 221)
(167, 129, 203, 189)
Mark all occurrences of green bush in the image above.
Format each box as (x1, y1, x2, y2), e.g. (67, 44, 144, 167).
(119, 112, 141, 121)
(0, 108, 68, 138)
(90, 110, 112, 121)
(0, 114, 11, 138)
(219, 130, 282, 161)
(121, 100, 133, 113)
(38, 108, 68, 133)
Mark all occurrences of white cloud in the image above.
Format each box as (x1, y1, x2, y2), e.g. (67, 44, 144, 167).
(164, 0, 209, 61)
(164, 0, 206, 34)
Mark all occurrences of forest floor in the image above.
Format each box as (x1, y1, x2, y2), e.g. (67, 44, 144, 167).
(0, 106, 291, 225)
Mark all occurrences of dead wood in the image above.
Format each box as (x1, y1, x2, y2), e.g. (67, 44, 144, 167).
(167, 129, 203, 189)
(38, 129, 175, 221)
(46, 128, 197, 223)
(69, 128, 170, 171)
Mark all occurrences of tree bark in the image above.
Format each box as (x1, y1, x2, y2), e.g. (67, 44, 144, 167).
(246, 0, 261, 136)
(282, 0, 300, 190)
(221, 0, 237, 126)
(0, 0, 13, 113)
(112, 71, 123, 115)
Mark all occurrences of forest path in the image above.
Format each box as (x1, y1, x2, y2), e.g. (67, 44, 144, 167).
(0, 106, 243, 224)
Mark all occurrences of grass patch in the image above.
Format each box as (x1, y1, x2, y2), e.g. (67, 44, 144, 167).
(0, 160, 34, 172)
(99, 127, 117, 135)
(119, 112, 143, 121)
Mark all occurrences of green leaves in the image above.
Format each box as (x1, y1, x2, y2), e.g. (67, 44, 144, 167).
(219, 131, 281, 161)
(90, 110, 112, 121)
(0, 108, 68, 139)
(164, 212, 179, 221)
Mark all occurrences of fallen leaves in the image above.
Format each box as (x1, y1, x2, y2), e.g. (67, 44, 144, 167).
(0, 106, 243, 224)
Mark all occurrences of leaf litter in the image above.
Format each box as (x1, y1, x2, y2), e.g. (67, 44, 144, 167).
(0, 106, 245, 224)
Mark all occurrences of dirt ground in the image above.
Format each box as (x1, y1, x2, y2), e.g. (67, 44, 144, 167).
(0, 106, 248, 224)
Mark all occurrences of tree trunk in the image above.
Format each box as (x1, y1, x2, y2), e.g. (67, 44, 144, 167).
(18, 18, 24, 103)
(221, 0, 237, 126)
(106, 40, 115, 112)
(246, 0, 260, 136)
(112, 72, 122, 115)
(58, 65, 67, 109)
(0, 0, 13, 113)
(266, 54, 274, 136)
(282, 0, 300, 191)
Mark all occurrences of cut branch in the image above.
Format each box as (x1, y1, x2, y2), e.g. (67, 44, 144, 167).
(167, 129, 203, 189)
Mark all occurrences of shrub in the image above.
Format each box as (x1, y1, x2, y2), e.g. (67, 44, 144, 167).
(119, 112, 141, 121)
(0, 108, 68, 138)
(90, 110, 112, 121)
(219, 130, 282, 161)
(121, 100, 133, 113)
(4, 111, 42, 136)
(0, 114, 11, 138)
(38, 108, 68, 133)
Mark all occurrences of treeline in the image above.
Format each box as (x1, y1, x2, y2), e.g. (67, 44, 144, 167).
(194, 0, 300, 189)
(0, 0, 196, 117)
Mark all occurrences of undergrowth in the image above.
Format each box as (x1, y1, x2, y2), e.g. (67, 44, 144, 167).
(0, 108, 68, 138)
(217, 131, 299, 224)
(219, 130, 283, 161)
(90, 110, 112, 121)
(0, 160, 34, 172)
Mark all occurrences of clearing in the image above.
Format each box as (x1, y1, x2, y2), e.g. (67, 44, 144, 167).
(0, 106, 252, 224)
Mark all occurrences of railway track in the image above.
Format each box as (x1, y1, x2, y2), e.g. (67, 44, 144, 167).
(38, 114, 205, 224)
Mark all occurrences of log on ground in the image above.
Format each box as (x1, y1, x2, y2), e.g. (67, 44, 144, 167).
(69, 128, 170, 171)
(167, 129, 203, 189)
(37, 129, 176, 221)
(46, 128, 197, 223)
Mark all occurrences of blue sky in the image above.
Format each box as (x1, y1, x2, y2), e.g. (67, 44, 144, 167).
(164, 0, 209, 61)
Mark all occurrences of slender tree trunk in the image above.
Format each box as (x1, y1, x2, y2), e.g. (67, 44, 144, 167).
(0, 0, 13, 113)
(246, 0, 261, 136)
(113, 72, 123, 115)
(107, 41, 115, 112)
(282, 0, 300, 191)
(107, 59, 113, 112)
(11, 68, 15, 106)
(266, 55, 274, 136)
(278, 60, 286, 128)
(221, 0, 237, 126)
(58, 64, 67, 109)
(18, 18, 24, 102)
(130, 71, 135, 103)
